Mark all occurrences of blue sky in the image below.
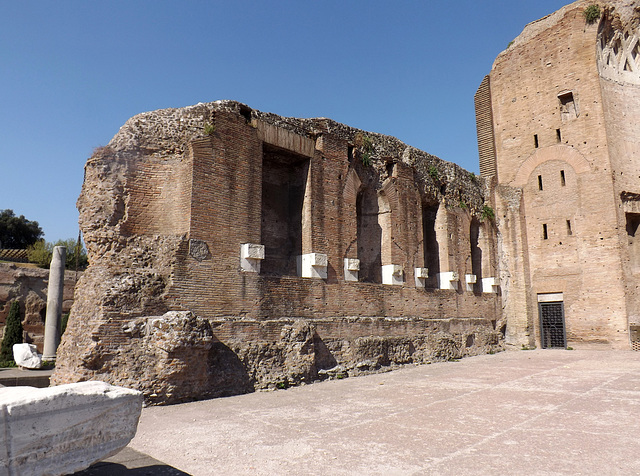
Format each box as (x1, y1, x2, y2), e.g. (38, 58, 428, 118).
(1, 0, 570, 242)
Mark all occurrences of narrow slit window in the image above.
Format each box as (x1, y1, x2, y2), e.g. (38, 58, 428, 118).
(534, 134, 539, 148)
(543, 224, 548, 240)
(566, 220, 572, 235)
(538, 175, 543, 191)
(560, 170, 566, 186)
(556, 129, 562, 142)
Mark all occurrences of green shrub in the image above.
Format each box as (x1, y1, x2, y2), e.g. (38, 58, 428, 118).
(27, 240, 53, 268)
(27, 238, 88, 270)
(61, 312, 70, 336)
(584, 4, 601, 24)
(203, 122, 215, 135)
(0, 301, 22, 361)
(482, 205, 495, 221)
(361, 135, 374, 166)
(428, 165, 439, 180)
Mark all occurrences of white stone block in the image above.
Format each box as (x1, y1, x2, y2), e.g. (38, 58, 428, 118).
(382, 264, 404, 286)
(414, 267, 429, 288)
(240, 243, 265, 273)
(0, 381, 142, 476)
(465, 274, 477, 292)
(482, 277, 498, 293)
(13, 343, 42, 369)
(344, 258, 360, 282)
(297, 253, 328, 279)
(438, 271, 459, 290)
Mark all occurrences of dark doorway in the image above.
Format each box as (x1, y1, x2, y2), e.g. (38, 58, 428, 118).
(539, 301, 566, 348)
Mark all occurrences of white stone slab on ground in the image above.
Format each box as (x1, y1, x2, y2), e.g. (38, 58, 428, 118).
(0, 381, 142, 476)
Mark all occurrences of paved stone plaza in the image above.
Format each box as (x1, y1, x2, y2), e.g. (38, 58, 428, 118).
(83, 349, 640, 475)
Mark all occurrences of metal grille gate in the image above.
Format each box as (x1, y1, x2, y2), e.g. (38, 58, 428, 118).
(539, 302, 566, 349)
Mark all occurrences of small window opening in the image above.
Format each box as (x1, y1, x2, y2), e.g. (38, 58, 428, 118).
(558, 92, 578, 121)
(556, 129, 562, 142)
(566, 219, 572, 235)
(626, 213, 640, 272)
(543, 223, 548, 240)
(534, 134, 539, 148)
(386, 161, 394, 177)
(347, 146, 354, 163)
(538, 175, 543, 191)
(560, 170, 566, 186)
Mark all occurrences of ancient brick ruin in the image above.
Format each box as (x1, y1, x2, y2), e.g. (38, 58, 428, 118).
(476, 0, 640, 350)
(49, 0, 640, 404)
(51, 101, 502, 404)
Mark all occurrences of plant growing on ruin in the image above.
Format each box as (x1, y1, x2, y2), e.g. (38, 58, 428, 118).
(203, 122, 215, 135)
(61, 312, 70, 336)
(0, 301, 22, 361)
(481, 205, 495, 221)
(468, 172, 477, 182)
(507, 40, 515, 48)
(428, 165, 439, 180)
(92, 145, 116, 159)
(361, 135, 374, 167)
(459, 201, 468, 210)
(584, 4, 601, 24)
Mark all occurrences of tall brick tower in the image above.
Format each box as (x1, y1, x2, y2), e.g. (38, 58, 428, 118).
(475, 0, 640, 349)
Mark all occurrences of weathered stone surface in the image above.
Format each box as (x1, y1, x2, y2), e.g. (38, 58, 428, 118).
(12, 343, 41, 369)
(0, 381, 142, 476)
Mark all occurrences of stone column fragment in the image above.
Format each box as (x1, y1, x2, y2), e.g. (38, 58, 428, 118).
(43, 246, 66, 360)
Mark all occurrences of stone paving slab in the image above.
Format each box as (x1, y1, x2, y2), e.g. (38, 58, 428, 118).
(115, 350, 640, 475)
(0, 367, 52, 388)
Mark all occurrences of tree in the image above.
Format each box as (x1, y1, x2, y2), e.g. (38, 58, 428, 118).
(0, 209, 43, 249)
(27, 238, 88, 270)
(0, 301, 23, 361)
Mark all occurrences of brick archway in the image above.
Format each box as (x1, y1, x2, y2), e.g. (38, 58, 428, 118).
(512, 145, 591, 187)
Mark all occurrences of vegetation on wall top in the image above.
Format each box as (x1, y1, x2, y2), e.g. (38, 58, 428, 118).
(584, 4, 601, 24)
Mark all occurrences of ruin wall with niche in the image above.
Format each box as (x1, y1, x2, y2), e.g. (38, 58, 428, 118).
(52, 101, 502, 404)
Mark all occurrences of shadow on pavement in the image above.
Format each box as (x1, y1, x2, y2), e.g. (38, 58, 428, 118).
(75, 462, 191, 475)
(73, 447, 192, 476)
